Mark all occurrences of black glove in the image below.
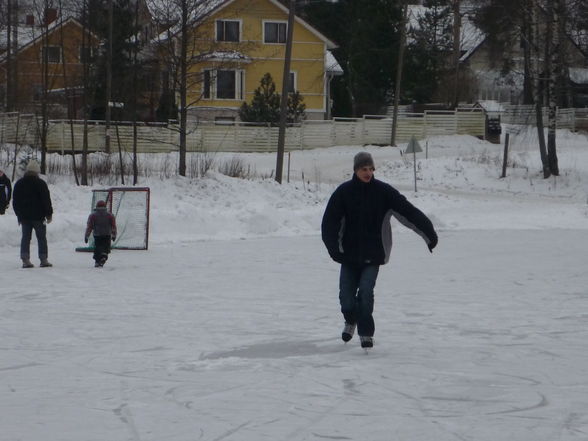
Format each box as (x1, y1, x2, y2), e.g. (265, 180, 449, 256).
(427, 236, 438, 253)
(111, 235, 116, 242)
(84, 236, 89, 244)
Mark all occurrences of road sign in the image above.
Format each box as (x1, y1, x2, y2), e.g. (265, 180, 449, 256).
(405, 135, 422, 154)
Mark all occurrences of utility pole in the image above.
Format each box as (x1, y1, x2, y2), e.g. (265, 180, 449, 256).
(105, 0, 113, 153)
(391, 1, 408, 146)
(275, 0, 296, 184)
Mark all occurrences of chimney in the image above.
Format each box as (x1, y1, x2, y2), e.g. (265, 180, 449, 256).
(44, 8, 58, 25)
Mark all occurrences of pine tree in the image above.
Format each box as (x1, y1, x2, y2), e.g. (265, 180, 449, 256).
(239, 73, 306, 124)
(301, 0, 403, 116)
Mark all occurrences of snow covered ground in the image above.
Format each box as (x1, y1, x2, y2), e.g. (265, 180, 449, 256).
(1, 127, 588, 440)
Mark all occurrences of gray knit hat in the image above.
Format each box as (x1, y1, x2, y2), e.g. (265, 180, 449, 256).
(26, 160, 41, 174)
(353, 152, 375, 171)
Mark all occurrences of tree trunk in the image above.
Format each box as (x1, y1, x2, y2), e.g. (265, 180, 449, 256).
(522, 1, 534, 105)
(81, 0, 89, 186)
(40, 0, 50, 174)
(547, 0, 559, 176)
(178, 0, 188, 177)
(58, 0, 79, 185)
(391, 1, 408, 146)
(132, 0, 140, 185)
(451, 0, 461, 109)
(532, 0, 550, 178)
(6, 0, 13, 111)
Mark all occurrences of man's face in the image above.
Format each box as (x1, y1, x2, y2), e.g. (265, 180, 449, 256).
(355, 166, 374, 183)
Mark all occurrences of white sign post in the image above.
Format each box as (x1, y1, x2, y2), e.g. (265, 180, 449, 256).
(405, 135, 422, 192)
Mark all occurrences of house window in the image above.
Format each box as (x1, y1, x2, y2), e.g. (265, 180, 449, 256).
(217, 70, 236, 99)
(288, 72, 296, 93)
(264, 21, 287, 44)
(79, 47, 95, 63)
(203, 71, 211, 99)
(203, 69, 244, 100)
(42, 46, 62, 63)
(216, 20, 240, 42)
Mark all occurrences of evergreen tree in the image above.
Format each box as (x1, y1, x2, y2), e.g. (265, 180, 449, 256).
(301, 0, 403, 116)
(239, 73, 306, 124)
(405, 0, 453, 104)
(87, 0, 142, 120)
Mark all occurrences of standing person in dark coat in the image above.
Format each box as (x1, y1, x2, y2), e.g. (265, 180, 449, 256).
(84, 200, 117, 267)
(321, 152, 438, 349)
(12, 160, 53, 268)
(0, 168, 11, 215)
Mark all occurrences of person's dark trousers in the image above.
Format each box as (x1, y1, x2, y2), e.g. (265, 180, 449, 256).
(339, 263, 380, 337)
(20, 220, 48, 260)
(93, 236, 111, 263)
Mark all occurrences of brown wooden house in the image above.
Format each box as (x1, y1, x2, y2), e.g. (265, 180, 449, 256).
(0, 15, 100, 118)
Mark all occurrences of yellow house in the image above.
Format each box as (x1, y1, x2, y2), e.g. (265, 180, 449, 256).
(177, 0, 341, 121)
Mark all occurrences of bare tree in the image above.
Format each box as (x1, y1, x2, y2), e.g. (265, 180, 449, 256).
(148, 0, 256, 176)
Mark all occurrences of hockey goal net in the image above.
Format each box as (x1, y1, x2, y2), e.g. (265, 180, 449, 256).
(76, 187, 150, 251)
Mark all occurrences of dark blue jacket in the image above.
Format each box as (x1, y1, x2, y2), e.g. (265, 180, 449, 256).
(12, 173, 53, 222)
(0, 173, 11, 211)
(321, 175, 437, 265)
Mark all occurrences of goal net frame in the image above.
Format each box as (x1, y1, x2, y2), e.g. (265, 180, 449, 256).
(76, 187, 150, 252)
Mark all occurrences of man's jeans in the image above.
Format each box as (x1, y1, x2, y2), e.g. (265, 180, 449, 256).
(20, 220, 48, 260)
(339, 263, 380, 337)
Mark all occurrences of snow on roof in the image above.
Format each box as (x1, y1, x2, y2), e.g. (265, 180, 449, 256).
(569, 68, 588, 85)
(325, 50, 343, 75)
(200, 50, 251, 62)
(475, 100, 505, 112)
(407, 5, 485, 61)
(0, 17, 84, 64)
(0, 26, 40, 52)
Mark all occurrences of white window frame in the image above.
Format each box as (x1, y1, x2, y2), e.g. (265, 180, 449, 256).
(263, 20, 288, 44)
(42, 45, 62, 64)
(215, 19, 242, 43)
(202, 69, 245, 101)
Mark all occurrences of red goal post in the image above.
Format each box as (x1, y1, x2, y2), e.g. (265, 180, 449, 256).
(76, 187, 150, 251)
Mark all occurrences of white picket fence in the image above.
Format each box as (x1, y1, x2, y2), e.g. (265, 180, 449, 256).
(2, 109, 487, 153)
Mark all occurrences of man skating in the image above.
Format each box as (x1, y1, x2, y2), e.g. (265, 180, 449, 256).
(321, 152, 437, 348)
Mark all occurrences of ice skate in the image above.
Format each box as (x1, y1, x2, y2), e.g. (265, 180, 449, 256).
(342, 322, 356, 342)
(360, 336, 373, 349)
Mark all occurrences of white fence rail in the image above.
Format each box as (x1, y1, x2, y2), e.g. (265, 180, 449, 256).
(1, 109, 487, 153)
(0, 113, 39, 146)
(486, 104, 582, 129)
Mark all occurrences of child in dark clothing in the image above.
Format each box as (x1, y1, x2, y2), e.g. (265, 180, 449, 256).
(84, 200, 117, 267)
